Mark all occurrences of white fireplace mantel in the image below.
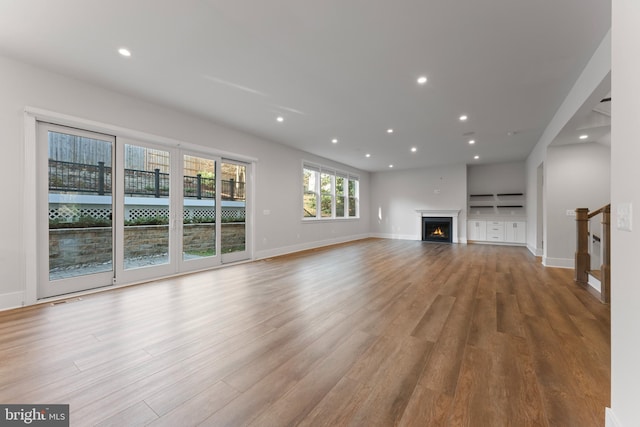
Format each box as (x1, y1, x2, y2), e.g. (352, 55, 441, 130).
(416, 209, 461, 243)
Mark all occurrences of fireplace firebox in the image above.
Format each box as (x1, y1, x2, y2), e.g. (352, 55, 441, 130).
(422, 217, 453, 243)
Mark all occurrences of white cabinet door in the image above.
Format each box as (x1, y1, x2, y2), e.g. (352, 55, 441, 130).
(467, 220, 486, 241)
(505, 221, 526, 243)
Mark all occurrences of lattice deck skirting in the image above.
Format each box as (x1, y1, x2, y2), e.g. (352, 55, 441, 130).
(49, 205, 245, 222)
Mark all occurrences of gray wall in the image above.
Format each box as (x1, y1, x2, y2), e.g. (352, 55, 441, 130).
(370, 164, 467, 241)
(467, 162, 526, 196)
(0, 54, 370, 308)
(545, 143, 610, 266)
(611, 2, 640, 425)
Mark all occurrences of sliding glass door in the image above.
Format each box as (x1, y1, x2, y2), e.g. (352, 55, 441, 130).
(114, 139, 175, 284)
(180, 152, 220, 271)
(221, 160, 250, 263)
(38, 123, 115, 298)
(38, 124, 252, 299)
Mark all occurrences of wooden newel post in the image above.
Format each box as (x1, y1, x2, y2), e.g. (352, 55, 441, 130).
(575, 208, 590, 285)
(601, 205, 611, 303)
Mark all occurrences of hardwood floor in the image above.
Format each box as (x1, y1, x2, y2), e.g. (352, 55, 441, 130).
(0, 239, 610, 426)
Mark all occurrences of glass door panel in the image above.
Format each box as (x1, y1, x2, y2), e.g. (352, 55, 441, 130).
(221, 161, 249, 263)
(38, 124, 252, 299)
(182, 154, 219, 269)
(39, 124, 115, 298)
(123, 144, 171, 270)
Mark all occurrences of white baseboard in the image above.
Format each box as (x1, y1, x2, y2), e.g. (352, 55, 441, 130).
(371, 233, 466, 244)
(527, 244, 543, 257)
(542, 257, 574, 269)
(370, 233, 419, 241)
(606, 408, 622, 427)
(0, 291, 25, 312)
(255, 233, 371, 260)
(588, 273, 602, 293)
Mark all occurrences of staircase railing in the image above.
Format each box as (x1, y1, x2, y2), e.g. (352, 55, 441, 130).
(575, 204, 610, 303)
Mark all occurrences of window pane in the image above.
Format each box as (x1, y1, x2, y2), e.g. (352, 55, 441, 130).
(336, 196, 345, 217)
(348, 180, 357, 197)
(321, 172, 332, 194)
(221, 162, 246, 254)
(124, 144, 170, 269)
(303, 168, 318, 218)
(48, 131, 113, 280)
(336, 176, 345, 195)
(304, 168, 316, 193)
(303, 193, 317, 217)
(348, 197, 357, 217)
(321, 195, 332, 217)
(183, 155, 216, 260)
(321, 172, 333, 217)
(348, 180, 359, 217)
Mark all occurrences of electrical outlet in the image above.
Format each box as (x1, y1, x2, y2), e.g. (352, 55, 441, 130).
(566, 210, 576, 217)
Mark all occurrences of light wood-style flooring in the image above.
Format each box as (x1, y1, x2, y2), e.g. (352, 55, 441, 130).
(0, 239, 610, 426)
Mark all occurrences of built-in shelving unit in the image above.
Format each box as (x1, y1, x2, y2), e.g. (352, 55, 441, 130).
(468, 192, 525, 216)
(467, 191, 526, 245)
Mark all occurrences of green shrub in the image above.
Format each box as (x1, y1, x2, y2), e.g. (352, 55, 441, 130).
(124, 216, 169, 226)
(50, 215, 111, 229)
(184, 216, 215, 224)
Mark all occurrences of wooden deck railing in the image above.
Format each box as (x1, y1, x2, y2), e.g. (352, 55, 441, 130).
(575, 204, 610, 303)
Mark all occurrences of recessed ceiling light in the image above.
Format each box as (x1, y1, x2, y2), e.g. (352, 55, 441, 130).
(459, 115, 468, 121)
(474, 155, 480, 160)
(331, 138, 338, 144)
(387, 128, 394, 134)
(389, 164, 394, 168)
(411, 147, 417, 152)
(579, 134, 588, 140)
(417, 76, 428, 85)
(365, 153, 371, 158)
(468, 139, 475, 145)
(276, 116, 284, 122)
(118, 48, 132, 57)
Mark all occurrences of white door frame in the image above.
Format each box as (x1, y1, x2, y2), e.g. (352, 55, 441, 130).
(24, 107, 256, 306)
(36, 122, 116, 299)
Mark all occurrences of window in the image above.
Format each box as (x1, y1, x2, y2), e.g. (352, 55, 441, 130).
(348, 179, 359, 217)
(320, 171, 333, 218)
(303, 166, 319, 218)
(336, 175, 346, 217)
(302, 162, 358, 220)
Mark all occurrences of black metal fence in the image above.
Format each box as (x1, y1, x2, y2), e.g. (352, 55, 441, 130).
(49, 159, 245, 201)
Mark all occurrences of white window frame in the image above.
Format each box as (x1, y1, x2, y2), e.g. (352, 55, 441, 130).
(302, 161, 359, 221)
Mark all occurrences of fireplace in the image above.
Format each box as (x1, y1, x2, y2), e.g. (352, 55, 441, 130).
(422, 217, 453, 243)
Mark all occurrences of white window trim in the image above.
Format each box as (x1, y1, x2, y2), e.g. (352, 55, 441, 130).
(302, 161, 359, 221)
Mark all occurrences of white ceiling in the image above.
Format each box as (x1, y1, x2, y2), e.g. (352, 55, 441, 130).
(0, 1, 611, 172)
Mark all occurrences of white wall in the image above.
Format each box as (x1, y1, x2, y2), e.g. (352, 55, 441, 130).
(525, 31, 611, 258)
(0, 54, 370, 310)
(544, 143, 610, 267)
(467, 162, 525, 196)
(525, 134, 547, 256)
(370, 164, 467, 241)
(610, 1, 640, 426)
